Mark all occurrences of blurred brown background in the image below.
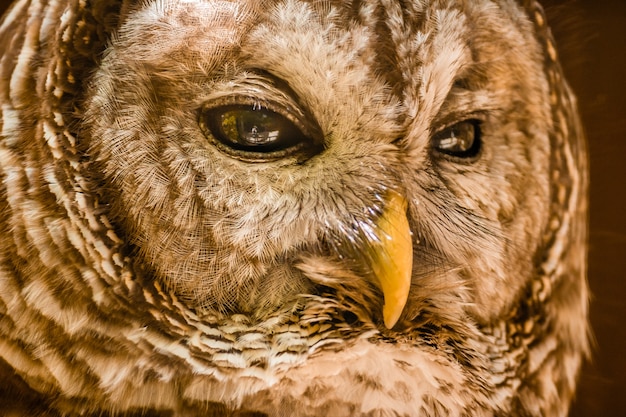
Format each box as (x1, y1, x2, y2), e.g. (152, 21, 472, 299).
(0, 1, 624, 416)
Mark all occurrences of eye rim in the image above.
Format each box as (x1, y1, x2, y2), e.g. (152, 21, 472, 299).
(198, 97, 322, 162)
(431, 118, 482, 161)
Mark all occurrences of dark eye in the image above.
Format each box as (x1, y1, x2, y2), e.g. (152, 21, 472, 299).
(199, 103, 315, 160)
(432, 119, 481, 159)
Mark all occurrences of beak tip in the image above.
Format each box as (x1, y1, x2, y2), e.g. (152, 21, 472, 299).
(382, 297, 407, 329)
(383, 311, 400, 329)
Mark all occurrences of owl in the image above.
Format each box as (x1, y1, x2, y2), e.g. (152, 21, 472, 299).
(0, 0, 589, 416)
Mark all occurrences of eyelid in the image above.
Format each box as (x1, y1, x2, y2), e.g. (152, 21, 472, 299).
(432, 112, 486, 137)
(200, 97, 311, 138)
(199, 70, 310, 121)
(432, 88, 498, 128)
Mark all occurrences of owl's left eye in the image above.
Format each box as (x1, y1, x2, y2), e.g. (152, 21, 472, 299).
(199, 103, 316, 160)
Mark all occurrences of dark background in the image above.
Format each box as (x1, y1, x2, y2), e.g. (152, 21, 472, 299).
(0, 1, 624, 416)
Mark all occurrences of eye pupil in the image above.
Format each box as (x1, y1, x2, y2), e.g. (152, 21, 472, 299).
(219, 109, 281, 146)
(432, 120, 481, 158)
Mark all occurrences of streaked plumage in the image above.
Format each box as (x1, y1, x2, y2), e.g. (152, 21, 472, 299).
(0, 0, 588, 416)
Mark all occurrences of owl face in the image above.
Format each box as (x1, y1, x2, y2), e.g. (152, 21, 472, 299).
(88, 0, 552, 328)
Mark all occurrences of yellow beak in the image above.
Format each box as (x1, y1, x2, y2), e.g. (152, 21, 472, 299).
(365, 190, 413, 329)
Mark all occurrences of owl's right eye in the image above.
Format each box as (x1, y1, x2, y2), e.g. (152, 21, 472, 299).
(199, 103, 318, 161)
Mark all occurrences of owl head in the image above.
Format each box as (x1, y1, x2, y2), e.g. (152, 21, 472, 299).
(88, 0, 561, 325)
